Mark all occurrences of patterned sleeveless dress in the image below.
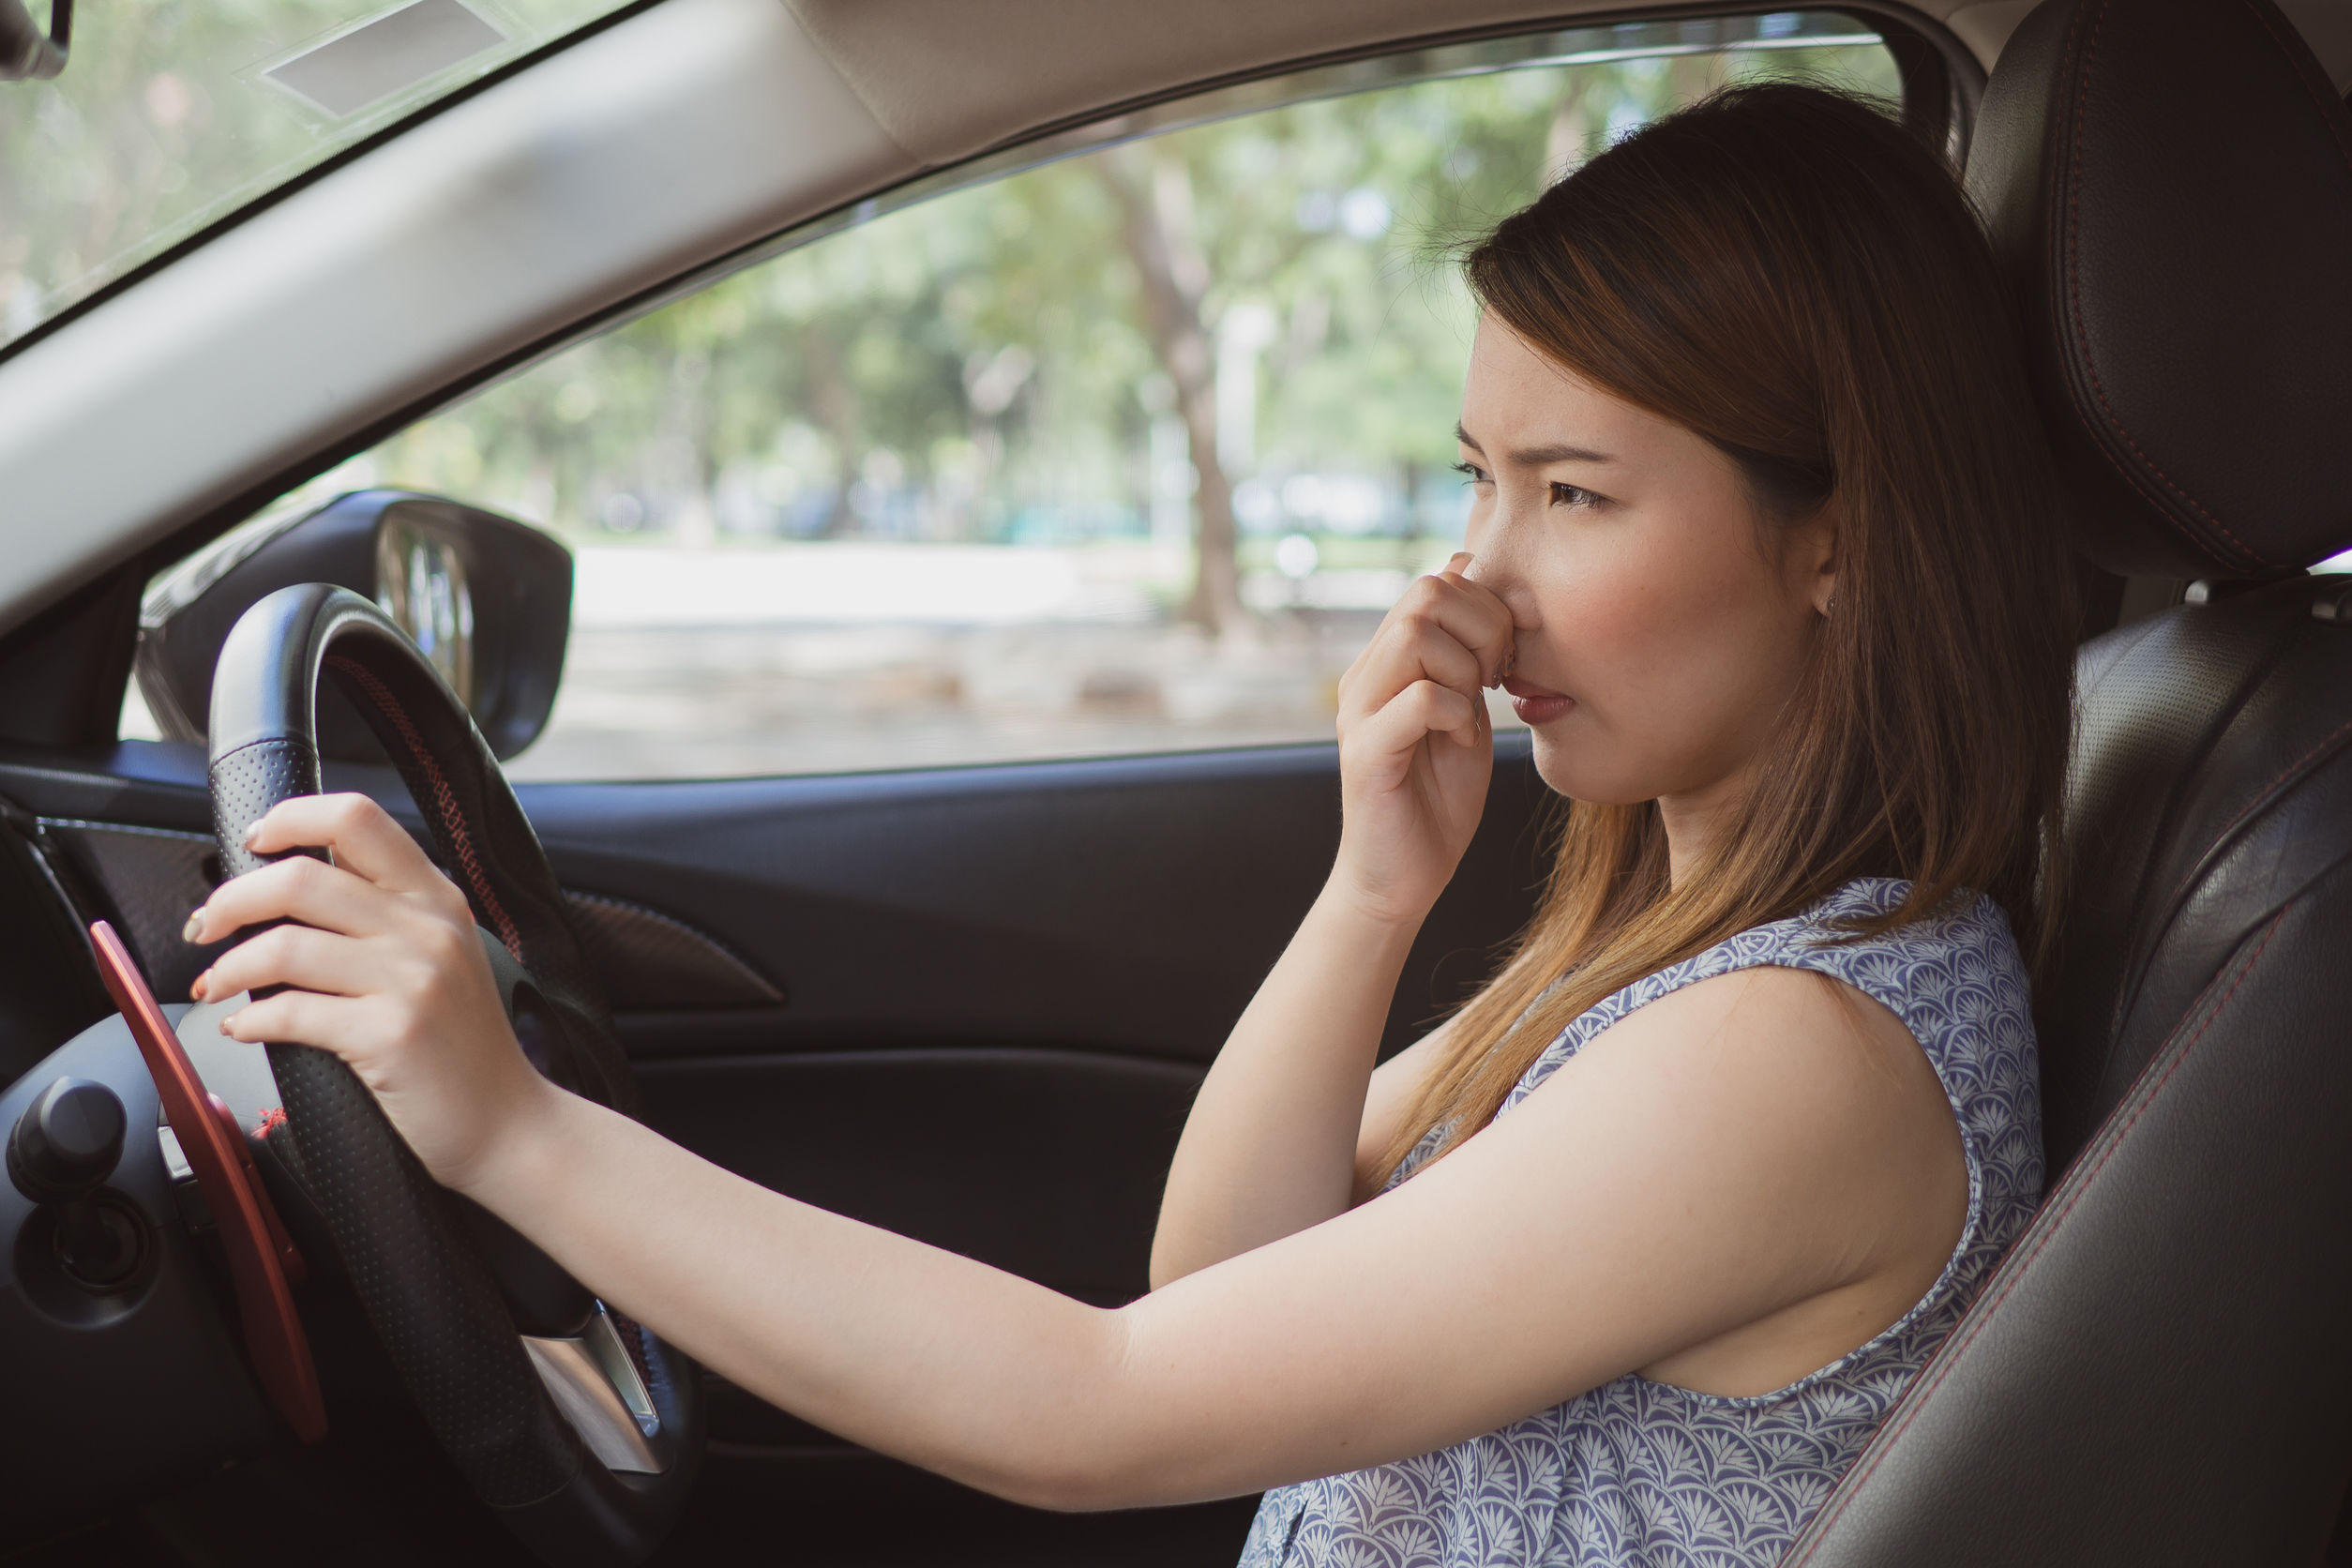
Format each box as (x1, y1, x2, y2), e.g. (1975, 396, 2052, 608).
(1237, 877, 2043, 1568)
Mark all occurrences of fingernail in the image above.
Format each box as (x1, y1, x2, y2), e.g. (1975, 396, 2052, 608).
(241, 822, 261, 849)
(218, 1015, 234, 1036)
(182, 909, 205, 944)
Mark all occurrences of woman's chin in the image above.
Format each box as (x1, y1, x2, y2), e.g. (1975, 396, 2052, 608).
(1527, 731, 1648, 806)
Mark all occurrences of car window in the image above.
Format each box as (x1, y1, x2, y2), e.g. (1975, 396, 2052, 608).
(128, 13, 1904, 780)
(0, 0, 637, 353)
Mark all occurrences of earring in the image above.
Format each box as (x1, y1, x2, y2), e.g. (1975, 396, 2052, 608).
(1824, 594, 1836, 616)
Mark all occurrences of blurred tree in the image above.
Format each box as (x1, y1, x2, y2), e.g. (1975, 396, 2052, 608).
(1093, 145, 1244, 633)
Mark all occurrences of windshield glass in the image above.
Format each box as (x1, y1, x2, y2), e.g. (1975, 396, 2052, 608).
(0, 0, 631, 351)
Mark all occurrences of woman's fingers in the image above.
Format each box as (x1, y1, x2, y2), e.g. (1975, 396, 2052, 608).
(1351, 680, 1485, 764)
(218, 987, 364, 1057)
(194, 922, 383, 1004)
(1425, 552, 1517, 684)
(246, 793, 458, 902)
(1339, 558, 1517, 720)
(193, 792, 473, 947)
(191, 851, 411, 946)
(1345, 618, 1483, 716)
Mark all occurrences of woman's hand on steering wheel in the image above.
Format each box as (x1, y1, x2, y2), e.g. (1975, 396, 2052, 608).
(185, 792, 550, 1194)
(1332, 552, 1519, 927)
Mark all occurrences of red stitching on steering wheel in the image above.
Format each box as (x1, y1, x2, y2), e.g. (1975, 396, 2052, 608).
(324, 654, 525, 960)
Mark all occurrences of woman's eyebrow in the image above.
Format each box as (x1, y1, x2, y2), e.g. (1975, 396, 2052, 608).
(1510, 441, 1615, 466)
(1452, 424, 1612, 465)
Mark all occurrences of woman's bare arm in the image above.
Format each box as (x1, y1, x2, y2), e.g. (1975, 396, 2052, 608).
(1145, 889, 1425, 1288)
(1146, 562, 1515, 1285)
(1144, 922, 1461, 1289)
(1350, 1018, 1456, 1191)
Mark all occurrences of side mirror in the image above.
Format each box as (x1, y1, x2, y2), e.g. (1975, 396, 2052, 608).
(0, 0, 68, 81)
(136, 490, 571, 761)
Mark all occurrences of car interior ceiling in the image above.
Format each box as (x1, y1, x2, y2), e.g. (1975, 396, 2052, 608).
(4, 1, 2352, 1566)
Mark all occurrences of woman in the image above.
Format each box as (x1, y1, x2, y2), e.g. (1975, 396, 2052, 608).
(183, 84, 2074, 1565)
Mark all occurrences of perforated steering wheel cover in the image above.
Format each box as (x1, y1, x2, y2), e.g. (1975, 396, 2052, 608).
(208, 584, 700, 1561)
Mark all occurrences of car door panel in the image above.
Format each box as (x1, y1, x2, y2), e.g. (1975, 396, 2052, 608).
(639, 1047, 1202, 1307)
(517, 735, 1549, 1065)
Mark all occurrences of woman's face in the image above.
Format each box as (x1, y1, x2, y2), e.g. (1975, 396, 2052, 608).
(1456, 320, 1834, 832)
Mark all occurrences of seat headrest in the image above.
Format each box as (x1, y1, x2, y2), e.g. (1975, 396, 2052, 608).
(1965, 0, 2352, 579)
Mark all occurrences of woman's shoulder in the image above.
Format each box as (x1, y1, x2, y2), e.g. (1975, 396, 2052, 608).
(1533, 879, 2031, 1075)
(1760, 878, 2036, 1067)
(1628, 879, 2017, 998)
(1787, 877, 2023, 969)
(1605, 878, 2032, 1071)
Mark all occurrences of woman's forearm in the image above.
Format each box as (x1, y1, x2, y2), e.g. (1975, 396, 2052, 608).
(474, 1086, 1147, 1510)
(461, 888, 1416, 1503)
(1146, 881, 1424, 1287)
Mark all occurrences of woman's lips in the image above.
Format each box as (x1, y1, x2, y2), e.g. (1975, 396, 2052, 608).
(1502, 675, 1575, 726)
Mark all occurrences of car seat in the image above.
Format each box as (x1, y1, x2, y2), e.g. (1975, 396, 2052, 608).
(1783, 0, 2352, 1561)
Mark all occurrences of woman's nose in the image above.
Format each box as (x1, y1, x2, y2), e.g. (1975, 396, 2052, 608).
(1459, 544, 1542, 632)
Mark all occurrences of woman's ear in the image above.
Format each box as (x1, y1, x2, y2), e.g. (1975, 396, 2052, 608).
(1801, 502, 1841, 618)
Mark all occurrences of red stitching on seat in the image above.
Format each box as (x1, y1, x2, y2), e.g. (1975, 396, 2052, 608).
(324, 654, 524, 959)
(2059, 0, 2267, 569)
(1784, 906, 2289, 1561)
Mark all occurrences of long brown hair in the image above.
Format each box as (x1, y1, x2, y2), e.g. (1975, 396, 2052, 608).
(1369, 84, 2074, 1188)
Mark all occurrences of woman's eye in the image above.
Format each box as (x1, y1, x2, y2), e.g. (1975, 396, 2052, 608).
(1550, 482, 1602, 509)
(1452, 460, 1492, 487)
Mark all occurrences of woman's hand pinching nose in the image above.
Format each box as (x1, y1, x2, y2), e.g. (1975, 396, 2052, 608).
(1434, 551, 1518, 691)
(1328, 547, 1520, 921)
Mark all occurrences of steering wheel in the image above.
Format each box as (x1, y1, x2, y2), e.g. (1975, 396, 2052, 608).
(206, 582, 703, 1566)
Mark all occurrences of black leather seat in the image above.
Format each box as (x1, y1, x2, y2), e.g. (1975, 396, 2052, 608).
(1784, 1, 2352, 1561)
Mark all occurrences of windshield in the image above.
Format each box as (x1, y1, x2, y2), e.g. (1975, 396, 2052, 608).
(0, 0, 632, 351)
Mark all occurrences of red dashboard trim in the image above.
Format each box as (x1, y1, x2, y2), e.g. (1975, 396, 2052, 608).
(90, 921, 325, 1443)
